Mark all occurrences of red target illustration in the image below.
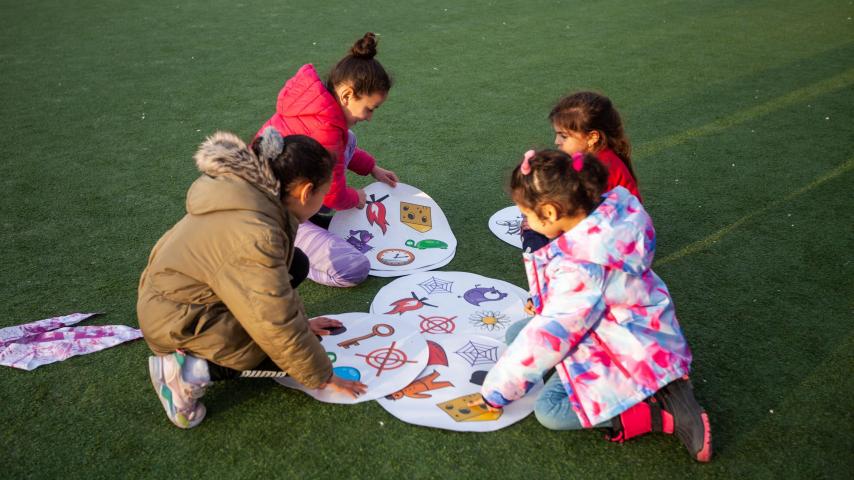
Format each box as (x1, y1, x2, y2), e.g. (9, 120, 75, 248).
(356, 341, 417, 377)
(419, 314, 457, 334)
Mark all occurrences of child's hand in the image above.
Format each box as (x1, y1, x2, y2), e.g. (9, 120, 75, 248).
(309, 316, 343, 336)
(371, 165, 399, 187)
(355, 188, 367, 209)
(524, 299, 536, 316)
(468, 394, 502, 413)
(323, 374, 368, 399)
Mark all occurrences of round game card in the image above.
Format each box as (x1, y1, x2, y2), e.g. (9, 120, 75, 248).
(369, 271, 530, 341)
(329, 182, 457, 276)
(376, 335, 543, 432)
(276, 313, 428, 404)
(488, 205, 523, 249)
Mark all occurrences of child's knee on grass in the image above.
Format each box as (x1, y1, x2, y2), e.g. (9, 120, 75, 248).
(332, 253, 370, 287)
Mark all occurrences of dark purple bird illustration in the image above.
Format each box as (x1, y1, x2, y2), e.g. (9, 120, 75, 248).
(462, 285, 508, 306)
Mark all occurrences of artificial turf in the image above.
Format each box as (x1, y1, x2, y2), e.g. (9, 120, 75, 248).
(1, 0, 851, 478)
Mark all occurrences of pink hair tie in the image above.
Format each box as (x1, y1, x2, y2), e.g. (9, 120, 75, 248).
(571, 152, 584, 172)
(520, 149, 535, 175)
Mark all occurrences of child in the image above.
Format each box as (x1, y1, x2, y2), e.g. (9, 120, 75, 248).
(476, 149, 712, 462)
(138, 128, 367, 429)
(522, 91, 640, 253)
(257, 32, 398, 287)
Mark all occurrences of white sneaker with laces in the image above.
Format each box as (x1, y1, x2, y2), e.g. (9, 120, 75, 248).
(148, 351, 210, 429)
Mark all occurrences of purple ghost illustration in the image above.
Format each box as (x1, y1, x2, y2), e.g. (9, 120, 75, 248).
(462, 285, 508, 306)
(346, 229, 374, 254)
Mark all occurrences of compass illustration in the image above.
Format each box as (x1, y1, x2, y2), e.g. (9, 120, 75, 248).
(376, 248, 416, 266)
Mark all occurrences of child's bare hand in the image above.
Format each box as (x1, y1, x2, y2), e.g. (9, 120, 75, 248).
(355, 188, 367, 209)
(323, 374, 368, 398)
(468, 395, 502, 413)
(371, 166, 398, 187)
(309, 317, 343, 336)
(524, 299, 536, 316)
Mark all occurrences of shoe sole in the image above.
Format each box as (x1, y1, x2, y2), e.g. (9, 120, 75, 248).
(148, 356, 205, 429)
(695, 412, 712, 462)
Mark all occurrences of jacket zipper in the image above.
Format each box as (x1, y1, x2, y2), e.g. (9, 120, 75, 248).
(590, 331, 631, 378)
(527, 255, 544, 315)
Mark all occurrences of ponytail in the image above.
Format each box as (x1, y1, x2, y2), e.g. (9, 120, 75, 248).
(510, 150, 607, 219)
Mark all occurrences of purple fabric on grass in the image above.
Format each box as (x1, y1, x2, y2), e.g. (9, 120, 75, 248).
(0, 313, 142, 371)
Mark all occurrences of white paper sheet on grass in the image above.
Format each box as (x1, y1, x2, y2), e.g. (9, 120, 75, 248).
(376, 335, 543, 432)
(276, 313, 427, 404)
(488, 206, 523, 249)
(369, 271, 529, 341)
(329, 182, 456, 276)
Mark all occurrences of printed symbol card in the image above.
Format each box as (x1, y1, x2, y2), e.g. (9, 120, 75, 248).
(488, 206, 523, 249)
(369, 271, 529, 340)
(329, 182, 457, 277)
(276, 313, 427, 404)
(376, 335, 543, 432)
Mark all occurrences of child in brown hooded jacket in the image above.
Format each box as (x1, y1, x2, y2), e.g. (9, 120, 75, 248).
(138, 128, 366, 429)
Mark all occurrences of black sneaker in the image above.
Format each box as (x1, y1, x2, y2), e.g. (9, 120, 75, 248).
(654, 377, 713, 462)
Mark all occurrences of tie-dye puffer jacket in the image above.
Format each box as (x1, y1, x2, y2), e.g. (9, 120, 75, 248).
(481, 187, 692, 427)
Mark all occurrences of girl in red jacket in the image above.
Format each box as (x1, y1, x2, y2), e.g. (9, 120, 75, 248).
(258, 32, 397, 287)
(521, 92, 641, 253)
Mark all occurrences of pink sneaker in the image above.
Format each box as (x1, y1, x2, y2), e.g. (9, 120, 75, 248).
(148, 351, 209, 429)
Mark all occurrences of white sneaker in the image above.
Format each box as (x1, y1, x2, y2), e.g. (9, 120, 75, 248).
(148, 351, 209, 429)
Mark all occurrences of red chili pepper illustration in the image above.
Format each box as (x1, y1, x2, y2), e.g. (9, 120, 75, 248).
(384, 291, 436, 315)
(366, 194, 390, 235)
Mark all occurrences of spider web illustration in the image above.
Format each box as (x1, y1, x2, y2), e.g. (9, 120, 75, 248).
(418, 276, 454, 295)
(454, 341, 499, 366)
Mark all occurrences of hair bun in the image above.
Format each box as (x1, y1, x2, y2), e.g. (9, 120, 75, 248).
(350, 32, 378, 59)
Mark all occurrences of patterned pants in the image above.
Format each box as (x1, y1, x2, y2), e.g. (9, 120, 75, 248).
(294, 221, 370, 288)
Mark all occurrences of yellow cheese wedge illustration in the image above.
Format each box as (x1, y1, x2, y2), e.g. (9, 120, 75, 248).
(437, 393, 503, 422)
(400, 202, 432, 233)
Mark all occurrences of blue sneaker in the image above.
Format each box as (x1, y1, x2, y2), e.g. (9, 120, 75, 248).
(148, 352, 208, 429)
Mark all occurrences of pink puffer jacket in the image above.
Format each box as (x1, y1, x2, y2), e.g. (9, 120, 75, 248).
(257, 64, 375, 210)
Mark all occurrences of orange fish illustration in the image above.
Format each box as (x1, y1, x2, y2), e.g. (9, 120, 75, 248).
(386, 370, 454, 400)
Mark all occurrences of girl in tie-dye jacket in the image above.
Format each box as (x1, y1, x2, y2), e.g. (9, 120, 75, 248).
(478, 149, 712, 462)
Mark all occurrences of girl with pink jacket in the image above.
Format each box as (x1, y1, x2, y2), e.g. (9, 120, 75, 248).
(258, 33, 398, 287)
(475, 149, 712, 462)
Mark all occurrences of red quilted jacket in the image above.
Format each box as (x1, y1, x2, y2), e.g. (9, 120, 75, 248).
(257, 64, 376, 210)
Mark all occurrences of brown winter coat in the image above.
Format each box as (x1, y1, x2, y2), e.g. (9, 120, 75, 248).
(137, 132, 332, 388)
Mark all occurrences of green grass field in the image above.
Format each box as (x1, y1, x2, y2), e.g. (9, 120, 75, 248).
(1, 0, 852, 478)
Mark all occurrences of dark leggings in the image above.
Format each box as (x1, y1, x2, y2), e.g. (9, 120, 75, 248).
(290, 248, 309, 288)
(207, 247, 309, 381)
(521, 230, 550, 252)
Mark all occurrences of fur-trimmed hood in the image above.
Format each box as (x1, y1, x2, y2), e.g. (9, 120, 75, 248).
(186, 130, 292, 228)
(193, 131, 280, 198)
(139, 130, 330, 389)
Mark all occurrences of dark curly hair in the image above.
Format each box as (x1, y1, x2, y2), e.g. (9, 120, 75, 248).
(326, 32, 393, 97)
(510, 149, 608, 220)
(251, 133, 333, 199)
(549, 91, 636, 181)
